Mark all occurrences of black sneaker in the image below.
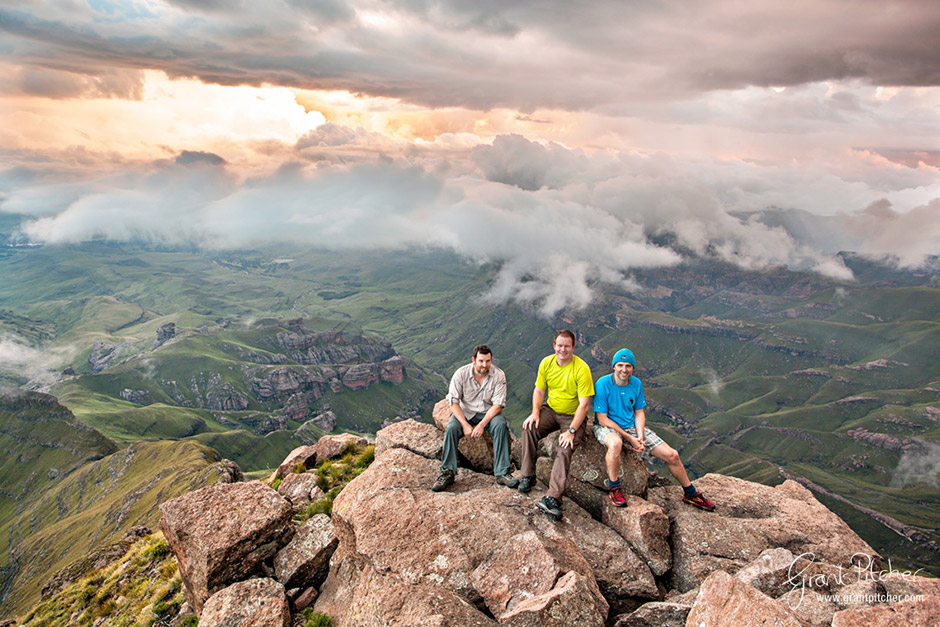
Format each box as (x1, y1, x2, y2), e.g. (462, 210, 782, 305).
(432, 469, 455, 492)
(537, 496, 562, 521)
(496, 473, 519, 488)
(517, 475, 536, 493)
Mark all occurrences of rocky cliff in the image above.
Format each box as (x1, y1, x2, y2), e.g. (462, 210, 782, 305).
(149, 413, 940, 627)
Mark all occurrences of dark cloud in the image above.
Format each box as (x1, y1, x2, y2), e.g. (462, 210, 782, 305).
(175, 151, 226, 166)
(3, 2, 940, 111)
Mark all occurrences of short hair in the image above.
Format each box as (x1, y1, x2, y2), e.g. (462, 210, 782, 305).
(473, 344, 493, 359)
(553, 329, 576, 345)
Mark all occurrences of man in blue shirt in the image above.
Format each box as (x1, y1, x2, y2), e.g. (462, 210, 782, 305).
(593, 348, 715, 511)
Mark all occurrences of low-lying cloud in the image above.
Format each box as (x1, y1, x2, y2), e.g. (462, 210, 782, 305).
(5, 134, 939, 315)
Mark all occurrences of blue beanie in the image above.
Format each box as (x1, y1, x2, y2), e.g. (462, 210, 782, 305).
(611, 348, 636, 368)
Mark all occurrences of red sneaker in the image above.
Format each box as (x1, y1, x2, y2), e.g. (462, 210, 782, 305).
(683, 491, 715, 511)
(608, 486, 626, 507)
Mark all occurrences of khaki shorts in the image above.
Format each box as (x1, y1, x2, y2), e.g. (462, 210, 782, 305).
(593, 423, 666, 460)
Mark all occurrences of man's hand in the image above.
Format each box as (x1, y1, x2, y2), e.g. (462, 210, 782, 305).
(558, 430, 575, 448)
(462, 423, 474, 438)
(626, 434, 645, 453)
(522, 412, 540, 431)
(470, 423, 485, 438)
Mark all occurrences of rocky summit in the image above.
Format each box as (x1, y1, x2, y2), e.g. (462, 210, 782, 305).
(156, 414, 940, 627)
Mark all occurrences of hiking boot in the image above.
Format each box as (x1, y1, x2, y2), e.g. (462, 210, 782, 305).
(432, 469, 455, 492)
(517, 475, 536, 493)
(608, 486, 626, 507)
(683, 491, 715, 511)
(496, 473, 519, 488)
(537, 496, 563, 521)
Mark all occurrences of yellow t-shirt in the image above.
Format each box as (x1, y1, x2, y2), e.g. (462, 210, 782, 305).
(535, 354, 594, 414)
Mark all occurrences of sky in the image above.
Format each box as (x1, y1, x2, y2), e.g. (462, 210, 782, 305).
(2, 0, 940, 314)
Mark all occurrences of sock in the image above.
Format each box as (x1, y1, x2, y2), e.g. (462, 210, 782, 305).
(683, 484, 697, 497)
(608, 479, 621, 490)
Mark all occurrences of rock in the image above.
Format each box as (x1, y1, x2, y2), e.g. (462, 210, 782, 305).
(735, 548, 808, 598)
(155, 322, 177, 347)
(312, 432, 369, 462)
(316, 553, 497, 626)
(274, 514, 338, 590)
(432, 398, 511, 474)
(610, 601, 691, 627)
(601, 495, 671, 577)
(249, 367, 328, 404)
(320, 447, 659, 625)
(120, 388, 150, 404)
(291, 587, 318, 612)
(647, 474, 880, 592)
(468, 530, 602, 616)
(199, 578, 290, 627)
(534, 502, 658, 609)
(309, 410, 337, 431)
(158, 481, 294, 614)
(275, 445, 319, 481)
(379, 355, 406, 384)
(342, 363, 379, 390)
(276, 472, 325, 512)
(375, 418, 443, 459)
(283, 393, 310, 420)
(685, 570, 809, 626)
(499, 570, 608, 627)
(239, 412, 288, 435)
(831, 596, 940, 626)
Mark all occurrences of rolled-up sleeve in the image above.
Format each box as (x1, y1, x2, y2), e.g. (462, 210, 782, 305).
(446, 369, 463, 406)
(490, 370, 507, 408)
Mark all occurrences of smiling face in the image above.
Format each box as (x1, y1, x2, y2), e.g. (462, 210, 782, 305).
(553, 335, 575, 365)
(613, 360, 634, 385)
(472, 351, 492, 376)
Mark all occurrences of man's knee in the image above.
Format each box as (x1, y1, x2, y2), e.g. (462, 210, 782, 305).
(605, 434, 622, 453)
(488, 414, 508, 434)
(445, 416, 463, 435)
(656, 444, 680, 465)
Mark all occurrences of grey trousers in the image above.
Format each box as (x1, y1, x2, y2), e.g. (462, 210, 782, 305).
(441, 412, 512, 476)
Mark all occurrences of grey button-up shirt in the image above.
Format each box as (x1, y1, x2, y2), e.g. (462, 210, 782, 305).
(446, 362, 507, 416)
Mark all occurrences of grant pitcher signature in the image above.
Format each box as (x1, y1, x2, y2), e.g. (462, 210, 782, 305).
(782, 552, 924, 610)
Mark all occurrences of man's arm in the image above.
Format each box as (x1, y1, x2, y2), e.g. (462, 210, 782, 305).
(558, 395, 592, 448)
(634, 408, 646, 446)
(471, 403, 503, 437)
(450, 401, 474, 437)
(522, 387, 545, 431)
(596, 411, 644, 452)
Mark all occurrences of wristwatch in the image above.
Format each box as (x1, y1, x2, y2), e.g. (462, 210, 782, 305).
(567, 427, 576, 434)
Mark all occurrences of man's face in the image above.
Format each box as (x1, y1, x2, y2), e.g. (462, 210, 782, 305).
(613, 361, 634, 383)
(473, 352, 492, 376)
(553, 336, 575, 364)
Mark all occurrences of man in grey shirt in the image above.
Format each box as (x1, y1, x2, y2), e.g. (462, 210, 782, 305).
(433, 344, 518, 492)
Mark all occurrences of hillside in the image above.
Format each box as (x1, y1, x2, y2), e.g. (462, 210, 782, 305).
(0, 390, 241, 619)
(0, 241, 938, 579)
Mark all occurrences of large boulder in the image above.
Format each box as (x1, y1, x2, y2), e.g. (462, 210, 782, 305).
(316, 447, 658, 624)
(158, 481, 294, 614)
(274, 514, 338, 590)
(831, 596, 940, 627)
(199, 578, 290, 627)
(312, 432, 369, 462)
(610, 601, 691, 627)
(375, 418, 443, 459)
(499, 570, 608, 627)
(432, 398, 510, 473)
(686, 570, 809, 626)
(274, 445, 318, 481)
(601, 495, 671, 577)
(647, 474, 880, 592)
(276, 472, 325, 513)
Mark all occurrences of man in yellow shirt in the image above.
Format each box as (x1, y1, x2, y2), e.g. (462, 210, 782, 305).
(518, 329, 594, 520)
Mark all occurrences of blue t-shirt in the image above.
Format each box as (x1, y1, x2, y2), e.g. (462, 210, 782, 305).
(593, 373, 647, 429)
